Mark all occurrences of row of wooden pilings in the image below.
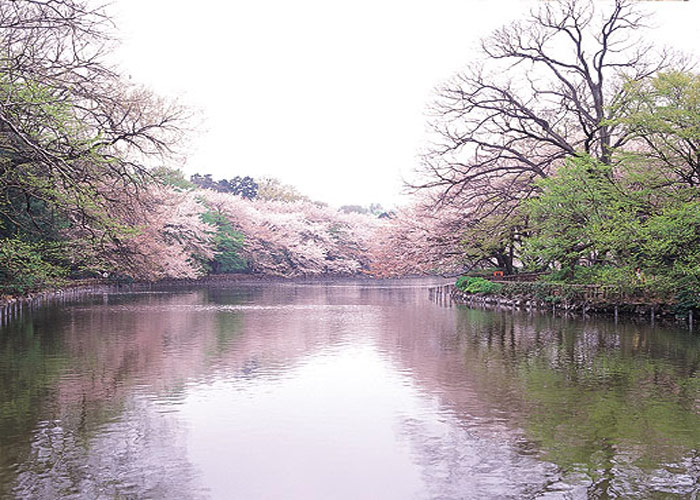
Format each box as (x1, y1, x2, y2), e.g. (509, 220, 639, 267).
(428, 284, 454, 308)
(0, 283, 133, 327)
(429, 283, 695, 331)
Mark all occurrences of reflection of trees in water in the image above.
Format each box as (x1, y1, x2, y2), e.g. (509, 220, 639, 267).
(511, 317, 699, 498)
(398, 409, 562, 499)
(2, 284, 428, 496)
(12, 397, 206, 499)
(381, 302, 699, 497)
(0, 316, 68, 498)
(371, 302, 565, 498)
(1, 291, 218, 498)
(1, 283, 697, 498)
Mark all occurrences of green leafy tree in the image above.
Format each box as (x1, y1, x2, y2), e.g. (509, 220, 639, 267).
(610, 71, 700, 190)
(455, 276, 503, 294)
(152, 167, 195, 191)
(523, 151, 700, 308)
(0, 1, 187, 290)
(461, 211, 526, 275)
(523, 156, 622, 276)
(633, 201, 700, 309)
(256, 177, 310, 203)
(0, 238, 66, 294)
(200, 210, 247, 274)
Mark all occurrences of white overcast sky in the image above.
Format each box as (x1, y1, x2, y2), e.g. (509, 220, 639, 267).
(110, 0, 699, 208)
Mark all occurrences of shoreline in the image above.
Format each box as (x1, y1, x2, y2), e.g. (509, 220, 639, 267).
(3, 275, 694, 330)
(0, 273, 450, 325)
(442, 284, 695, 329)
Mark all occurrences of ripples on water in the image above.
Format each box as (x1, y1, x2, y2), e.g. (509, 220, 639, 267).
(0, 280, 698, 498)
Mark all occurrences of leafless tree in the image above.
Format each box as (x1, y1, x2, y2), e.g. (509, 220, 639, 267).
(417, 0, 676, 209)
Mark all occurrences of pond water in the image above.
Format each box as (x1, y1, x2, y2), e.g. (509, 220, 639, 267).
(0, 280, 698, 499)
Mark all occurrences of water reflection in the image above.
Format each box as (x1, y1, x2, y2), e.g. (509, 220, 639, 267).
(382, 306, 699, 497)
(0, 281, 697, 498)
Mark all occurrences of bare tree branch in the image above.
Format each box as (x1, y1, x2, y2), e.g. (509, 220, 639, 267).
(0, 0, 188, 240)
(413, 0, 677, 210)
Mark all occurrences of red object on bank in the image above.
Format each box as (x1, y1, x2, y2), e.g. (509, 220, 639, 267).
(493, 271, 504, 277)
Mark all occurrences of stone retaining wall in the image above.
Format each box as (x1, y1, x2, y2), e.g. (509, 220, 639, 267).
(443, 285, 691, 326)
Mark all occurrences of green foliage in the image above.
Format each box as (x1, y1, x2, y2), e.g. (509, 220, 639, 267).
(497, 281, 590, 303)
(674, 284, 700, 316)
(200, 210, 247, 273)
(447, 71, 700, 310)
(523, 155, 622, 275)
(0, 192, 69, 242)
(455, 276, 503, 294)
(637, 202, 700, 271)
(0, 73, 111, 233)
(151, 167, 195, 190)
(609, 71, 700, 188)
(634, 201, 700, 307)
(0, 238, 67, 294)
(256, 177, 310, 203)
(522, 143, 700, 309)
(0, 71, 152, 288)
(460, 212, 524, 275)
(545, 266, 637, 293)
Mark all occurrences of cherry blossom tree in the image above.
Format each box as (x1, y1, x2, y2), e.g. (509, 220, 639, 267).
(67, 185, 214, 280)
(368, 198, 467, 277)
(199, 191, 380, 277)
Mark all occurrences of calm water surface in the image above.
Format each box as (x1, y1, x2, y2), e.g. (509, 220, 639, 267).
(0, 280, 698, 499)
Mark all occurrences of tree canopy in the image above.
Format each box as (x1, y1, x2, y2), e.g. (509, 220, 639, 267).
(398, 0, 699, 304)
(420, 0, 675, 208)
(0, 0, 187, 284)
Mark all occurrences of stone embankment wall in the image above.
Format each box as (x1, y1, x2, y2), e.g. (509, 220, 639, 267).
(436, 284, 694, 327)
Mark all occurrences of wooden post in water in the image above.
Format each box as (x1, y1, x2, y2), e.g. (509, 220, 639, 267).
(614, 305, 618, 323)
(690, 310, 694, 331)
